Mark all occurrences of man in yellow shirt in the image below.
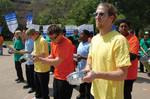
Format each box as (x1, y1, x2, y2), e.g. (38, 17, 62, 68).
(82, 3, 131, 99)
(26, 28, 50, 99)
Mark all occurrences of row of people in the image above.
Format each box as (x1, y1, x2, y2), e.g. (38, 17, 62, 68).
(6, 2, 149, 99)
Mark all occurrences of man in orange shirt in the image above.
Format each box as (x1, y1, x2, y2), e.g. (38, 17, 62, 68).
(0, 34, 4, 55)
(34, 24, 74, 99)
(118, 19, 139, 99)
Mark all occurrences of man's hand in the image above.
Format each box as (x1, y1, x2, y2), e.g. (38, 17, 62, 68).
(82, 69, 96, 83)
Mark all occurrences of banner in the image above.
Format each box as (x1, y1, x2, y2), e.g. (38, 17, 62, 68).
(0, 27, 2, 34)
(65, 25, 77, 37)
(112, 25, 117, 30)
(4, 12, 18, 33)
(26, 14, 33, 28)
(43, 25, 50, 39)
(76, 24, 94, 34)
(28, 24, 40, 32)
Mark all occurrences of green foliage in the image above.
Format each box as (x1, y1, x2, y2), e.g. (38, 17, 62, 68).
(0, 0, 14, 39)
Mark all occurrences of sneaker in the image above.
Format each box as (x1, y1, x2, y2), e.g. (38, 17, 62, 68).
(23, 84, 30, 89)
(32, 97, 43, 99)
(76, 94, 85, 99)
(17, 79, 24, 83)
(148, 72, 150, 77)
(49, 71, 54, 75)
(28, 88, 35, 94)
(15, 78, 20, 81)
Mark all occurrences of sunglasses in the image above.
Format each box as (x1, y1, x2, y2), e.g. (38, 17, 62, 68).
(93, 12, 105, 18)
(50, 35, 59, 40)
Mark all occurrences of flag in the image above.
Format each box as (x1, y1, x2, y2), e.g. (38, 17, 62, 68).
(26, 14, 33, 28)
(28, 24, 40, 32)
(76, 24, 94, 34)
(4, 12, 18, 33)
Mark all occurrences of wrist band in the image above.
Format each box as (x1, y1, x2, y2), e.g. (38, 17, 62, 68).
(86, 64, 91, 66)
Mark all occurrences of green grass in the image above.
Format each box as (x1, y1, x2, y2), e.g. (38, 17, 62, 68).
(3, 41, 14, 45)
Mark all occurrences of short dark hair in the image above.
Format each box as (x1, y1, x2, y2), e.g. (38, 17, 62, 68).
(47, 24, 62, 35)
(67, 36, 75, 45)
(62, 29, 66, 33)
(81, 30, 90, 37)
(118, 19, 130, 27)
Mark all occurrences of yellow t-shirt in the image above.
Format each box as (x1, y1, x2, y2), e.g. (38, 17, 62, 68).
(34, 36, 50, 73)
(89, 30, 131, 99)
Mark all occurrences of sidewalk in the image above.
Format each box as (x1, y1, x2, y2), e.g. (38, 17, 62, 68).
(0, 45, 150, 99)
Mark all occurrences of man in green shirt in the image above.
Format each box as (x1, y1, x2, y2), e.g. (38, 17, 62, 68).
(71, 29, 80, 48)
(140, 31, 150, 76)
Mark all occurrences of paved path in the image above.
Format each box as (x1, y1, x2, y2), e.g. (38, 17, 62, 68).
(0, 45, 150, 99)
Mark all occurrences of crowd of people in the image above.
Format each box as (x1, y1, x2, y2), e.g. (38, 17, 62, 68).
(1, 2, 150, 99)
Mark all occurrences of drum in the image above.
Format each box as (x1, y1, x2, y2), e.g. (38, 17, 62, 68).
(19, 54, 33, 63)
(19, 56, 27, 63)
(67, 71, 86, 85)
(8, 49, 14, 54)
(139, 55, 150, 72)
(2, 44, 8, 48)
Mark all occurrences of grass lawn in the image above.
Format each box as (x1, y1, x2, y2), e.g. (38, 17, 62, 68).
(3, 41, 14, 45)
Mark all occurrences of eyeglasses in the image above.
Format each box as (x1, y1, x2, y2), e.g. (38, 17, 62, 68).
(50, 35, 59, 40)
(93, 12, 105, 18)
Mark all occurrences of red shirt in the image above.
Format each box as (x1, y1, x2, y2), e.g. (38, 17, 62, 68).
(51, 37, 74, 80)
(125, 34, 139, 80)
(0, 36, 3, 45)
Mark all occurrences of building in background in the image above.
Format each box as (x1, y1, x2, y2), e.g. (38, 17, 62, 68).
(10, 0, 34, 28)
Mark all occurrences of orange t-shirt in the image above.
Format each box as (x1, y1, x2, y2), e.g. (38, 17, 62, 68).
(125, 34, 139, 80)
(88, 37, 92, 42)
(0, 36, 4, 45)
(51, 37, 74, 80)
(73, 45, 77, 68)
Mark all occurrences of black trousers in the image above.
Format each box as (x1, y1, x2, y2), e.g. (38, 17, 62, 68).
(53, 78, 73, 99)
(15, 61, 23, 80)
(79, 82, 92, 99)
(124, 79, 136, 99)
(26, 64, 34, 89)
(34, 71, 49, 99)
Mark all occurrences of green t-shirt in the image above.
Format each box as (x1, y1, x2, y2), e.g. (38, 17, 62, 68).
(46, 35, 51, 52)
(70, 34, 80, 48)
(14, 38, 24, 61)
(140, 38, 150, 56)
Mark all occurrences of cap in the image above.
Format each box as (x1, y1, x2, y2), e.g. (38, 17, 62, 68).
(144, 31, 149, 35)
(26, 28, 36, 36)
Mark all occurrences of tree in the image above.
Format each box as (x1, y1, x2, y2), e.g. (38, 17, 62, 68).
(0, 0, 14, 40)
(114, 0, 150, 37)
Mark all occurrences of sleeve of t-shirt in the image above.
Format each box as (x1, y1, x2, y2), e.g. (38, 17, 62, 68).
(41, 40, 48, 55)
(25, 40, 34, 53)
(113, 36, 131, 67)
(129, 37, 139, 55)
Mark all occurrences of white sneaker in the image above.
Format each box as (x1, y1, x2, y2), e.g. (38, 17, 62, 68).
(32, 97, 43, 99)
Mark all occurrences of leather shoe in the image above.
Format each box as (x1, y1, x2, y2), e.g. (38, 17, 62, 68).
(76, 94, 85, 99)
(28, 88, 35, 94)
(17, 79, 24, 83)
(15, 78, 20, 81)
(23, 84, 30, 89)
